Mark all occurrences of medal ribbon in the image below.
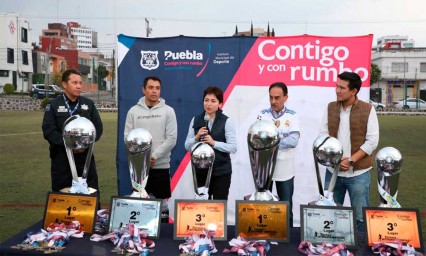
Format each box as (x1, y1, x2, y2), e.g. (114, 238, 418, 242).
(131, 175, 149, 198)
(372, 239, 420, 256)
(223, 236, 271, 255)
(178, 229, 217, 255)
(62, 94, 79, 116)
(90, 223, 154, 255)
(13, 221, 84, 253)
(377, 182, 401, 208)
(94, 209, 110, 233)
(298, 240, 354, 256)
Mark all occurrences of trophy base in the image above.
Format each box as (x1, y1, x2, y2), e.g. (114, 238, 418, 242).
(60, 187, 97, 194)
(129, 191, 149, 198)
(379, 203, 401, 208)
(195, 193, 209, 200)
(245, 191, 279, 201)
(309, 195, 338, 206)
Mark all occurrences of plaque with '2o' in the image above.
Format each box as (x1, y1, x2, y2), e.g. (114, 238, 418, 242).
(108, 197, 162, 238)
(300, 205, 357, 249)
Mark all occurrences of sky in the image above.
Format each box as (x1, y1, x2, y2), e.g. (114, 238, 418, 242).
(1, 0, 426, 56)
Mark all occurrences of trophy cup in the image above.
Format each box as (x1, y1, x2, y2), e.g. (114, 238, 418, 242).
(190, 142, 215, 200)
(312, 135, 343, 206)
(375, 147, 403, 208)
(62, 115, 97, 194)
(124, 128, 152, 198)
(246, 119, 280, 201)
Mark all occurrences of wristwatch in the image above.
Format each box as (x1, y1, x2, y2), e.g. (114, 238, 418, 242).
(348, 158, 354, 166)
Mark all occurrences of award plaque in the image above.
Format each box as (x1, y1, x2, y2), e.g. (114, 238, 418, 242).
(364, 207, 423, 250)
(174, 200, 227, 241)
(108, 197, 162, 238)
(300, 205, 357, 249)
(235, 200, 289, 242)
(43, 192, 98, 233)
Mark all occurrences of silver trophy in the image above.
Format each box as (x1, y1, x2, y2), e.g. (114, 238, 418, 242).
(62, 115, 97, 194)
(124, 128, 152, 198)
(312, 135, 343, 205)
(190, 142, 215, 200)
(247, 119, 280, 201)
(376, 147, 403, 208)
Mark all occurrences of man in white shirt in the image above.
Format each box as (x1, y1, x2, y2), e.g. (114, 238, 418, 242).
(319, 72, 379, 233)
(258, 82, 300, 227)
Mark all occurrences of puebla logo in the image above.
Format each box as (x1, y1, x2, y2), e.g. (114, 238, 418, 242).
(140, 50, 159, 70)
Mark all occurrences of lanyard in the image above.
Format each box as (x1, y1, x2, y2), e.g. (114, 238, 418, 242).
(62, 94, 79, 116)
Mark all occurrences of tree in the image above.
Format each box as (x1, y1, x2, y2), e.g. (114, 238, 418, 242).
(97, 65, 109, 81)
(32, 73, 45, 84)
(267, 22, 270, 37)
(370, 63, 381, 85)
(96, 65, 109, 90)
(51, 71, 63, 86)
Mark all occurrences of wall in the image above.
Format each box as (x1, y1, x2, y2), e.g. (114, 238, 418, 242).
(0, 97, 117, 112)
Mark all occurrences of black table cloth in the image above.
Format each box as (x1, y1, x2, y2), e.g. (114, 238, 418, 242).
(0, 221, 383, 255)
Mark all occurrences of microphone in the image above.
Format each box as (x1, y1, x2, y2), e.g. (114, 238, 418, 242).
(201, 114, 209, 140)
(204, 114, 209, 130)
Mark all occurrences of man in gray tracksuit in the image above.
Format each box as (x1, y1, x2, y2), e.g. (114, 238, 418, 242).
(124, 76, 177, 222)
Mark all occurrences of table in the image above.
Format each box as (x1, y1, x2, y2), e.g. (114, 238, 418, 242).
(0, 221, 380, 255)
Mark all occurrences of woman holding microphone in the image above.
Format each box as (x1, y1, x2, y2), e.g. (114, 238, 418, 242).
(184, 86, 237, 200)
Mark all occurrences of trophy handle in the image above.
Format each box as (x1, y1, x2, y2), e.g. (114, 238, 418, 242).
(204, 158, 214, 193)
(313, 158, 325, 197)
(64, 146, 79, 182)
(312, 136, 333, 197)
(81, 129, 96, 180)
(325, 162, 341, 199)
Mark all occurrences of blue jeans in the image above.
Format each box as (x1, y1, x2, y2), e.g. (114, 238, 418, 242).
(273, 177, 294, 227)
(324, 171, 370, 233)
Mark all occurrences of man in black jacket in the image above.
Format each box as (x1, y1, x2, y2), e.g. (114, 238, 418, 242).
(42, 69, 103, 194)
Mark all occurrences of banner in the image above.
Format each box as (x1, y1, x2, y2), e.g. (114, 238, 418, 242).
(117, 34, 373, 226)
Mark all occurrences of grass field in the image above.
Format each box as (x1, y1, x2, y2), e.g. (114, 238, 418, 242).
(0, 111, 425, 243)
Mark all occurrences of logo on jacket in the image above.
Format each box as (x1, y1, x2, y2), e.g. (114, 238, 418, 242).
(274, 119, 280, 128)
(285, 120, 290, 127)
(140, 51, 159, 70)
(81, 104, 89, 110)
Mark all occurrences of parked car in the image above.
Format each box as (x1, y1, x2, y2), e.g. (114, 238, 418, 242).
(49, 84, 64, 95)
(30, 84, 56, 99)
(369, 100, 386, 110)
(393, 98, 426, 110)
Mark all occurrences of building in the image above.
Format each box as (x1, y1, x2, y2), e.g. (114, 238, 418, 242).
(0, 13, 33, 92)
(40, 23, 77, 50)
(68, 22, 97, 50)
(375, 35, 415, 49)
(238, 28, 269, 36)
(36, 22, 102, 89)
(371, 47, 426, 106)
(234, 23, 275, 37)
